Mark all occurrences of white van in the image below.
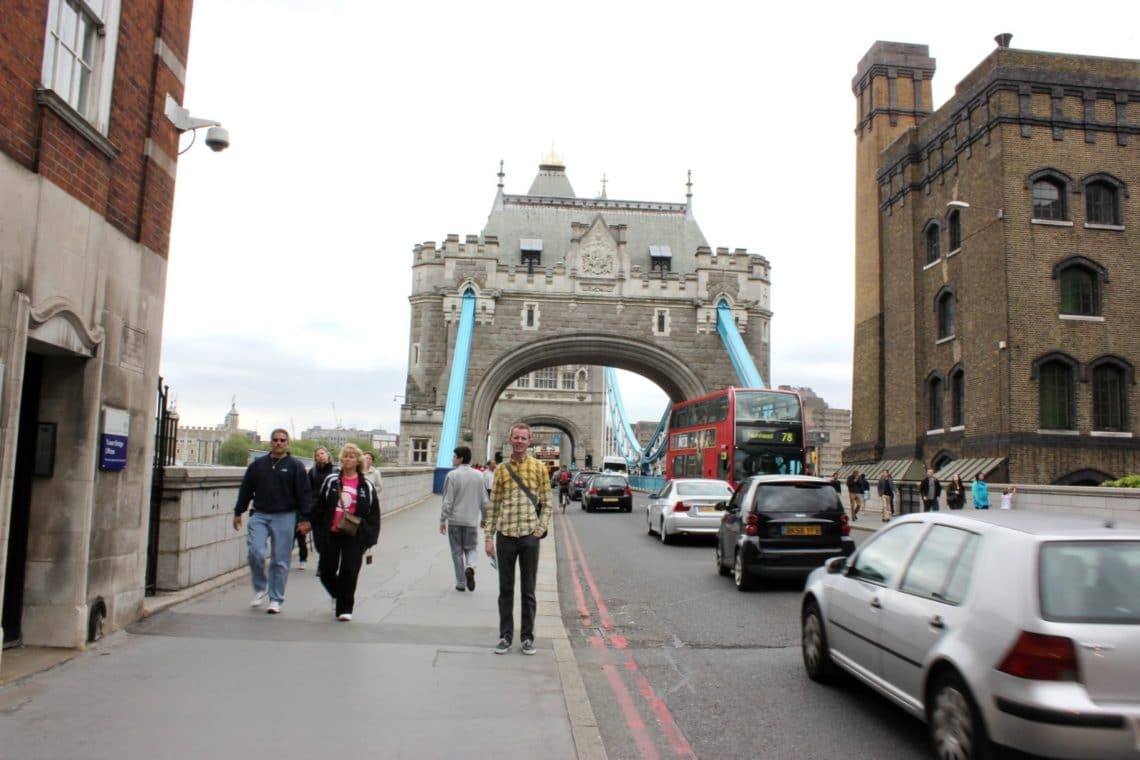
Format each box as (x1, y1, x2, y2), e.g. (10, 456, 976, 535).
(601, 456, 629, 475)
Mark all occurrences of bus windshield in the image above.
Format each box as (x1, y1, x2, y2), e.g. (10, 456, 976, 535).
(735, 391, 802, 424)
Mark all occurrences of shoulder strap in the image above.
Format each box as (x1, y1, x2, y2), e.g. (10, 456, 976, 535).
(505, 463, 541, 516)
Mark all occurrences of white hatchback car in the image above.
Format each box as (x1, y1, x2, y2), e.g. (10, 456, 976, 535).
(646, 478, 735, 544)
(801, 510, 1140, 759)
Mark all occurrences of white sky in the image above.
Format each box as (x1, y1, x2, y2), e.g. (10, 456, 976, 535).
(161, 0, 1138, 440)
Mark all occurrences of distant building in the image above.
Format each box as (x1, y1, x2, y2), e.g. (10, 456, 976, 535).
(175, 402, 258, 464)
(781, 386, 851, 476)
(302, 426, 399, 462)
(845, 37, 1140, 484)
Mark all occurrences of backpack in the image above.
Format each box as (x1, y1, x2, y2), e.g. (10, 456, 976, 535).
(558, 471, 570, 484)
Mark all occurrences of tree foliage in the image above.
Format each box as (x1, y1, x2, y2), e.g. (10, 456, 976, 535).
(1101, 474, 1140, 488)
(218, 434, 254, 466)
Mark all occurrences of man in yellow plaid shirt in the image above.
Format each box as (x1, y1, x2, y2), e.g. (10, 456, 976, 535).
(484, 423, 551, 655)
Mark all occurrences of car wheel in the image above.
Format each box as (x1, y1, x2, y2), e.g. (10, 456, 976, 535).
(715, 541, 731, 576)
(659, 518, 671, 545)
(801, 600, 835, 683)
(733, 549, 757, 591)
(929, 670, 992, 760)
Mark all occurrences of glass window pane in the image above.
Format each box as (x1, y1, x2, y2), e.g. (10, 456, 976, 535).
(852, 523, 924, 586)
(1086, 184, 1117, 225)
(929, 378, 943, 429)
(1033, 180, 1064, 220)
(1039, 362, 1073, 429)
(948, 211, 962, 250)
(1060, 268, 1098, 316)
(925, 226, 940, 264)
(900, 526, 978, 603)
(1093, 366, 1125, 431)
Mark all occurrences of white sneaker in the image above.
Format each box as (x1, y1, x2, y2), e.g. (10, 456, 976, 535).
(298, 561, 307, 569)
(250, 591, 267, 608)
(267, 600, 282, 614)
(337, 613, 352, 621)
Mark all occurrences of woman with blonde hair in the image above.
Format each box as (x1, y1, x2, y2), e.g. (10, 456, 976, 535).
(312, 443, 381, 621)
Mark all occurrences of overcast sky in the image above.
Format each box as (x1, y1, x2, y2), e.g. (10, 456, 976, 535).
(161, 0, 1137, 439)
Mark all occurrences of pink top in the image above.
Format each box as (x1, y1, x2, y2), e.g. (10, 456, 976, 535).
(332, 475, 359, 532)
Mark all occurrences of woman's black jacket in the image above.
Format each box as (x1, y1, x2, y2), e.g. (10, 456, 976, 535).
(313, 473, 381, 551)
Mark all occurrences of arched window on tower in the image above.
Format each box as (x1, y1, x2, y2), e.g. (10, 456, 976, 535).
(1033, 353, 1079, 430)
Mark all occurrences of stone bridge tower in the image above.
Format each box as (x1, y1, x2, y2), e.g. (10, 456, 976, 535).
(398, 152, 773, 466)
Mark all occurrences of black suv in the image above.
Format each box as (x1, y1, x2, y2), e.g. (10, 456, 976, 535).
(715, 475, 855, 591)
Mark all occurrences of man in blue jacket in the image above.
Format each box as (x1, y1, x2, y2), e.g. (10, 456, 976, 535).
(233, 429, 312, 614)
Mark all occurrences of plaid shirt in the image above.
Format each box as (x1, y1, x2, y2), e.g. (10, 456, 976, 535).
(486, 455, 552, 538)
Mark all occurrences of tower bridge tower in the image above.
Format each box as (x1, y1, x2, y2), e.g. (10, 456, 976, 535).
(399, 151, 773, 467)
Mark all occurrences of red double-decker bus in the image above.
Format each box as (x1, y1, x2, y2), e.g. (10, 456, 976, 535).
(665, 387, 807, 488)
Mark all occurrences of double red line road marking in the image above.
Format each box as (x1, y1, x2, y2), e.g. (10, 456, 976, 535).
(558, 510, 697, 759)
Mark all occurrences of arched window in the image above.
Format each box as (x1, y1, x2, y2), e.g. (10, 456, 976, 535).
(947, 209, 962, 252)
(924, 222, 941, 265)
(926, 372, 945, 430)
(1053, 256, 1107, 317)
(1081, 173, 1126, 226)
(931, 451, 954, 471)
(1028, 169, 1073, 222)
(1033, 353, 1079, 430)
(950, 366, 965, 427)
(935, 287, 956, 339)
(1089, 356, 1133, 432)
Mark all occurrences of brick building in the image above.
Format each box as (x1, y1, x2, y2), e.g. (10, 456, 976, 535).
(0, 1, 201, 660)
(844, 37, 1140, 485)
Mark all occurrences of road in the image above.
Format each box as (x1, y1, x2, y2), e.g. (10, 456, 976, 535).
(554, 491, 931, 760)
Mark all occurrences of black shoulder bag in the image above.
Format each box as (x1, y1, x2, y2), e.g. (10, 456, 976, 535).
(504, 464, 548, 539)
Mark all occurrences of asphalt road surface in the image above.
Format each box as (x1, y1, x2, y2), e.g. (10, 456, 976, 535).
(554, 490, 931, 760)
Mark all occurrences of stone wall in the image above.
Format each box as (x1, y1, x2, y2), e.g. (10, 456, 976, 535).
(156, 466, 435, 592)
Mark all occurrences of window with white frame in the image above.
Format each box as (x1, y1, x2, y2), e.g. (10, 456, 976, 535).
(521, 302, 539, 330)
(515, 373, 530, 389)
(561, 372, 576, 390)
(534, 367, 558, 389)
(42, 0, 121, 130)
(411, 438, 429, 463)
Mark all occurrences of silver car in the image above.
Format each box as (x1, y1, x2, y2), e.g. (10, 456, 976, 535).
(800, 510, 1140, 759)
(646, 478, 735, 544)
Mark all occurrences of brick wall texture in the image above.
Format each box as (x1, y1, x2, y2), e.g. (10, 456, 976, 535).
(848, 42, 1140, 483)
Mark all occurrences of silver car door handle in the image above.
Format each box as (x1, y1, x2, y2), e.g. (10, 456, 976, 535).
(870, 598, 881, 609)
(929, 615, 945, 629)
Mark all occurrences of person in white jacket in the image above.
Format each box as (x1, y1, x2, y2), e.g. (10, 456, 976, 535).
(439, 446, 488, 591)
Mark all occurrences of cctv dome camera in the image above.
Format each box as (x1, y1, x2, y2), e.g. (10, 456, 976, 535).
(204, 126, 230, 152)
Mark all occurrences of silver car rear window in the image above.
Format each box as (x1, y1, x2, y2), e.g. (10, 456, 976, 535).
(676, 482, 733, 497)
(1039, 541, 1140, 623)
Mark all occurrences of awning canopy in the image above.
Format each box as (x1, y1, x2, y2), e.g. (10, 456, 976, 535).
(836, 457, 1006, 482)
(649, 244, 672, 258)
(520, 238, 543, 251)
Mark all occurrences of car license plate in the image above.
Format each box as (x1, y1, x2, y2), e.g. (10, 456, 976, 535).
(603, 497, 618, 503)
(697, 506, 718, 513)
(784, 525, 821, 536)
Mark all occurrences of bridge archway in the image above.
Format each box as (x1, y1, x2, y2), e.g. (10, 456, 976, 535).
(398, 154, 771, 469)
(470, 334, 704, 463)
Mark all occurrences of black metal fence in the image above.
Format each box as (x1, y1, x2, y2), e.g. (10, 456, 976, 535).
(145, 377, 178, 595)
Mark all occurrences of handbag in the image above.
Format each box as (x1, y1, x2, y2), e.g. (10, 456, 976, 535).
(338, 511, 361, 537)
(504, 464, 547, 539)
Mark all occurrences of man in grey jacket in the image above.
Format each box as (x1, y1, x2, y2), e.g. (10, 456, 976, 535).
(439, 446, 489, 591)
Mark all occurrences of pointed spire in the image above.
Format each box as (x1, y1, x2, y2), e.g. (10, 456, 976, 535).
(599, 173, 608, 199)
(497, 159, 505, 189)
(685, 169, 694, 218)
(539, 143, 565, 171)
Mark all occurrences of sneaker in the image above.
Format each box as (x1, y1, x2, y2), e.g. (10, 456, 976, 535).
(521, 639, 536, 656)
(337, 613, 352, 621)
(267, 600, 282, 614)
(250, 591, 267, 608)
(494, 638, 511, 655)
(455, 585, 466, 591)
(465, 566, 475, 591)
(298, 561, 307, 569)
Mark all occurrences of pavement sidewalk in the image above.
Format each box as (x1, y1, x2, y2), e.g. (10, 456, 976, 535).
(0, 498, 605, 760)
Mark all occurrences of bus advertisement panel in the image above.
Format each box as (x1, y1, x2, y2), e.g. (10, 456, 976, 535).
(665, 388, 806, 488)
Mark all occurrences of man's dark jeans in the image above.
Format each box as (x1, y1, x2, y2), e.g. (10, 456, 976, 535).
(495, 533, 540, 643)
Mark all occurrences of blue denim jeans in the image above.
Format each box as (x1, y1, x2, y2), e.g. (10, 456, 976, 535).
(247, 511, 297, 603)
